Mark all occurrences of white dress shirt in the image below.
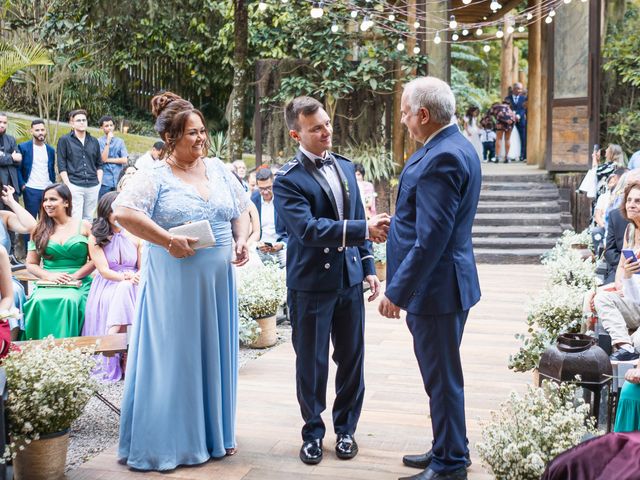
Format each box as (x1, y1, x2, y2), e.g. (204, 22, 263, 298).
(299, 146, 345, 220)
(260, 197, 277, 244)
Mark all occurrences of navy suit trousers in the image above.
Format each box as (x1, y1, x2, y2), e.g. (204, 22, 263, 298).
(288, 285, 365, 442)
(406, 310, 469, 473)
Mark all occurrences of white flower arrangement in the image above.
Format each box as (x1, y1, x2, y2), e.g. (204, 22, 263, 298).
(542, 229, 593, 264)
(239, 312, 261, 345)
(509, 284, 585, 372)
(477, 381, 598, 480)
(236, 262, 286, 321)
(1, 337, 97, 462)
(542, 248, 597, 290)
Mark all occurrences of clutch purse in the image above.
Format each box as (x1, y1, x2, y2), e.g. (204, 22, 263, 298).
(168, 220, 216, 250)
(36, 280, 82, 288)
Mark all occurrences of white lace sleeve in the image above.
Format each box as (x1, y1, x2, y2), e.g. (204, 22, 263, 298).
(112, 169, 160, 218)
(214, 158, 249, 219)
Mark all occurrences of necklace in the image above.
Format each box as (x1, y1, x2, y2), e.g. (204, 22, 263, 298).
(167, 157, 200, 172)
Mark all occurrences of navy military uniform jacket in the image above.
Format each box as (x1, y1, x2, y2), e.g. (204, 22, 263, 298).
(273, 150, 375, 292)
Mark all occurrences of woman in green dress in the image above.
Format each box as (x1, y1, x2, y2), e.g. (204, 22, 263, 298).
(23, 184, 94, 339)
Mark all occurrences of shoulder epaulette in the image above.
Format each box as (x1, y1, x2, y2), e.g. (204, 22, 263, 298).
(275, 159, 300, 176)
(332, 152, 352, 163)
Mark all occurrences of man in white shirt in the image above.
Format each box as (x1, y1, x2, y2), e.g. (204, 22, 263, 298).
(18, 119, 56, 222)
(250, 167, 287, 268)
(135, 141, 164, 170)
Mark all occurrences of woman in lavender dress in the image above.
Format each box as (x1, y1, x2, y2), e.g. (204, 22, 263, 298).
(83, 192, 141, 381)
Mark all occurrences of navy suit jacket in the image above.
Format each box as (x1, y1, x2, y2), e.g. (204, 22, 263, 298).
(17, 140, 56, 190)
(386, 124, 482, 315)
(250, 190, 288, 244)
(273, 150, 375, 292)
(604, 207, 630, 282)
(506, 94, 527, 125)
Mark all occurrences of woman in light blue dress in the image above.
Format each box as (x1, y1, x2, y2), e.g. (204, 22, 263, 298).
(114, 92, 250, 471)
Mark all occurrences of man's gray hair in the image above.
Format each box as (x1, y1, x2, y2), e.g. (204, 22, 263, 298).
(403, 77, 456, 124)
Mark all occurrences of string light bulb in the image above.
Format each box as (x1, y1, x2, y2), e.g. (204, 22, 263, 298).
(397, 41, 405, 51)
(310, 2, 324, 18)
(526, 12, 533, 20)
(413, 46, 420, 54)
(507, 25, 514, 34)
(433, 33, 441, 44)
(462, 0, 472, 4)
(490, 1, 501, 12)
(518, 25, 525, 33)
(475, 28, 483, 36)
(564, 0, 572, 3)
(549, 9, 556, 17)
(462, 29, 469, 36)
(414, 20, 420, 29)
(257, 1, 267, 12)
(449, 15, 457, 29)
(350, 10, 358, 18)
(496, 28, 504, 39)
(545, 15, 553, 23)
(281, 0, 288, 3)
(331, 23, 339, 33)
(388, 14, 395, 21)
(483, 44, 491, 53)
(360, 16, 373, 31)
(452, 32, 459, 41)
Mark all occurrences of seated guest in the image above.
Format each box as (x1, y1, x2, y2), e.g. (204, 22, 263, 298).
(251, 167, 287, 268)
(593, 169, 626, 255)
(135, 141, 164, 170)
(604, 205, 631, 284)
(0, 185, 37, 338)
(594, 181, 640, 361)
(0, 245, 19, 358)
(23, 184, 94, 340)
(614, 366, 640, 432)
(83, 192, 141, 381)
(354, 163, 376, 219)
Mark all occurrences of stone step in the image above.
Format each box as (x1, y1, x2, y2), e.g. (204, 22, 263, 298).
(472, 225, 562, 238)
(476, 201, 561, 214)
(482, 182, 558, 191)
(480, 190, 559, 202)
(473, 237, 558, 249)
(474, 213, 562, 226)
(482, 173, 551, 183)
(474, 248, 549, 264)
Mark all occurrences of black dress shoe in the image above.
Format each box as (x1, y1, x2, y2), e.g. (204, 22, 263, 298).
(610, 349, 640, 361)
(399, 467, 467, 480)
(402, 450, 471, 470)
(335, 433, 358, 459)
(299, 438, 322, 465)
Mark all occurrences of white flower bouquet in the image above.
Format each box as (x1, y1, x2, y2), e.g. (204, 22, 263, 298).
(542, 229, 593, 264)
(1, 337, 97, 461)
(542, 248, 597, 290)
(237, 262, 287, 320)
(477, 381, 598, 480)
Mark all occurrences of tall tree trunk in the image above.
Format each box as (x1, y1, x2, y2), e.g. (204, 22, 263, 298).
(228, 0, 248, 162)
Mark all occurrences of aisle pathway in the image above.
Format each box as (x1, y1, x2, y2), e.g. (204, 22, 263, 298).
(69, 264, 547, 480)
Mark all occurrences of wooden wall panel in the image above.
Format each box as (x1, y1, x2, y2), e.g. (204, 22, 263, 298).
(550, 104, 590, 169)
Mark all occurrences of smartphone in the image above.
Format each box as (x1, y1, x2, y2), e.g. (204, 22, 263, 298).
(593, 144, 600, 154)
(622, 249, 640, 274)
(263, 241, 273, 248)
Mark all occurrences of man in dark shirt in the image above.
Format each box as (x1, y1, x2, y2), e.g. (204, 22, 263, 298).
(57, 109, 103, 221)
(0, 113, 22, 209)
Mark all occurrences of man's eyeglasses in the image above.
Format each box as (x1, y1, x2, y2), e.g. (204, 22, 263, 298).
(258, 186, 273, 193)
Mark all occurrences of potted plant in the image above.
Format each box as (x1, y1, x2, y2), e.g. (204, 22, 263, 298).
(477, 381, 599, 480)
(237, 263, 287, 349)
(373, 241, 386, 282)
(1, 337, 97, 480)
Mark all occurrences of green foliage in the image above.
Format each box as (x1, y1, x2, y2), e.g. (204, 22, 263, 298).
(209, 131, 229, 161)
(342, 143, 396, 182)
(0, 41, 51, 88)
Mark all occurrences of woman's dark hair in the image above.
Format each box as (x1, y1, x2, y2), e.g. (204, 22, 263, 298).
(621, 180, 640, 224)
(117, 165, 137, 185)
(91, 192, 119, 247)
(354, 163, 366, 177)
(465, 106, 479, 118)
(32, 183, 73, 258)
(150, 91, 210, 158)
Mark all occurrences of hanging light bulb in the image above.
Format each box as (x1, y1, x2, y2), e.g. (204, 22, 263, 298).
(331, 23, 339, 33)
(490, 1, 501, 12)
(462, 0, 472, 4)
(563, 0, 572, 3)
(526, 12, 533, 20)
(506, 25, 514, 34)
(545, 16, 553, 23)
(413, 46, 420, 54)
(496, 28, 504, 39)
(483, 44, 491, 53)
(549, 9, 556, 17)
(360, 16, 373, 31)
(518, 25, 525, 33)
(581, 0, 587, 2)
(462, 29, 469, 36)
(414, 20, 420, 29)
(397, 41, 405, 51)
(388, 13, 395, 21)
(433, 33, 442, 44)
(257, 1, 268, 12)
(475, 27, 483, 36)
(350, 10, 358, 18)
(452, 32, 459, 41)
(310, 2, 324, 18)
(449, 15, 457, 29)
(281, 0, 288, 3)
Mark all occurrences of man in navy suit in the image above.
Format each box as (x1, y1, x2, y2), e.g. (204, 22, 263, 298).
(250, 167, 288, 267)
(274, 96, 389, 466)
(17, 119, 56, 220)
(505, 82, 527, 162)
(379, 77, 482, 480)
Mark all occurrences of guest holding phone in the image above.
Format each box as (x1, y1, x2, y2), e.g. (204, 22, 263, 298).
(23, 183, 94, 340)
(594, 180, 640, 361)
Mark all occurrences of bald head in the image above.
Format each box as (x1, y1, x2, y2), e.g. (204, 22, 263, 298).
(513, 82, 523, 95)
(402, 77, 456, 125)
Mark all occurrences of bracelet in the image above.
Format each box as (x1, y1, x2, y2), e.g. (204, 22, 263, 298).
(167, 236, 174, 253)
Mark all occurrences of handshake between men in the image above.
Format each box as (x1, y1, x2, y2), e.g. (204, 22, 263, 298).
(367, 213, 391, 243)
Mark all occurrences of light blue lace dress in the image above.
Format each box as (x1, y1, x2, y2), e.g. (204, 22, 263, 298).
(115, 157, 248, 471)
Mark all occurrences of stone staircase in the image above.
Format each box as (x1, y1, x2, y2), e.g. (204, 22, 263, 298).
(473, 165, 568, 264)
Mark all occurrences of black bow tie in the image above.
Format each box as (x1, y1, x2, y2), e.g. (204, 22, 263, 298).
(314, 156, 334, 169)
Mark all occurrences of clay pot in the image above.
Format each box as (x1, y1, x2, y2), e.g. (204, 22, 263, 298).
(250, 314, 277, 349)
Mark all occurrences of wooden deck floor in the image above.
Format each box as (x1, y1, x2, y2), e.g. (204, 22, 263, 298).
(68, 264, 547, 480)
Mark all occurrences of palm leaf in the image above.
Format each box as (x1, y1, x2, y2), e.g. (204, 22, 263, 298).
(0, 42, 52, 89)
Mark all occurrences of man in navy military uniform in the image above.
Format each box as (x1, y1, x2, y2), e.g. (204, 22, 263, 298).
(379, 77, 481, 480)
(505, 82, 527, 162)
(274, 96, 390, 465)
